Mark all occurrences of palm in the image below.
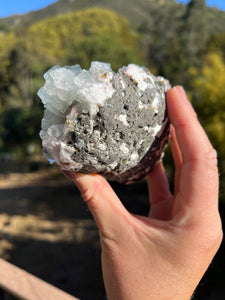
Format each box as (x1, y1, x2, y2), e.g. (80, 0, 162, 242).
(69, 86, 222, 300)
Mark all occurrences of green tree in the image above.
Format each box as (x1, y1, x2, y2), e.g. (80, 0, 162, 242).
(161, 0, 208, 86)
(0, 105, 42, 157)
(207, 31, 225, 60)
(189, 52, 225, 202)
(0, 37, 37, 111)
(181, 0, 208, 59)
(64, 34, 143, 71)
(28, 7, 142, 63)
(0, 33, 17, 111)
(138, 0, 181, 76)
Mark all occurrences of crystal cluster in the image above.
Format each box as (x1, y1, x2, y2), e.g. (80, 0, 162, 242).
(38, 61, 171, 184)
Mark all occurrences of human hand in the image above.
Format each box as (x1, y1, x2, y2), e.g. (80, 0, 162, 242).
(64, 86, 223, 300)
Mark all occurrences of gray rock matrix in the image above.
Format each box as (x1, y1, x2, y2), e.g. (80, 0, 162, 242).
(38, 61, 171, 184)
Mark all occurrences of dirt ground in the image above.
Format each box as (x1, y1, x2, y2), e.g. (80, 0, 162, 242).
(0, 167, 225, 300)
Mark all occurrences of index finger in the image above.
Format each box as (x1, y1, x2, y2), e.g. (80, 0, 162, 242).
(166, 86, 219, 216)
(167, 86, 213, 162)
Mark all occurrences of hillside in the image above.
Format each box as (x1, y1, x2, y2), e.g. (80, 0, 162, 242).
(1, 0, 225, 36)
(0, 0, 184, 30)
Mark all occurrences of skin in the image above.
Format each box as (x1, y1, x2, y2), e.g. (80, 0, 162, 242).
(63, 86, 223, 300)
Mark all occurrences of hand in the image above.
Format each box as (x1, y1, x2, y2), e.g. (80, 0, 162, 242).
(64, 86, 223, 300)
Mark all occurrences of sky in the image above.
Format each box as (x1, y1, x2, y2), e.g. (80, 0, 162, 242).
(0, 0, 225, 18)
(177, 0, 225, 10)
(0, 0, 57, 18)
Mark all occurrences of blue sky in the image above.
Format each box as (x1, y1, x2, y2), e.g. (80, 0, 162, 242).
(0, 0, 57, 18)
(177, 0, 225, 10)
(0, 0, 225, 18)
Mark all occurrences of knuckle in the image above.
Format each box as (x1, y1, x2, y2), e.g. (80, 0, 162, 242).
(80, 182, 96, 203)
(208, 229, 223, 253)
(210, 224, 223, 249)
(204, 148, 218, 168)
(215, 218, 224, 246)
(199, 217, 223, 253)
(217, 228, 224, 247)
(75, 174, 103, 204)
(198, 148, 219, 184)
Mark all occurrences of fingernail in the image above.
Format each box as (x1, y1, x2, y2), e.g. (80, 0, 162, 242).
(176, 85, 185, 93)
(74, 173, 99, 184)
(72, 173, 100, 196)
(173, 86, 196, 117)
(166, 86, 180, 97)
(176, 85, 187, 98)
(176, 85, 191, 103)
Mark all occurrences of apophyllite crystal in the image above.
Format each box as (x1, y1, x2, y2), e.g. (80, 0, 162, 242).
(38, 61, 171, 184)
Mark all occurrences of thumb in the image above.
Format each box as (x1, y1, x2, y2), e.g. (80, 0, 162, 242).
(67, 172, 129, 236)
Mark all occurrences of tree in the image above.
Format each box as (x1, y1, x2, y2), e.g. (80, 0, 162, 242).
(28, 8, 142, 63)
(0, 35, 38, 111)
(181, 0, 208, 60)
(64, 34, 143, 71)
(207, 31, 225, 61)
(138, 0, 181, 76)
(160, 0, 209, 86)
(189, 52, 225, 202)
(0, 33, 17, 111)
(0, 105, 42, 156)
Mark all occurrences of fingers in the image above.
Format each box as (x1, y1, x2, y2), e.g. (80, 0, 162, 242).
(170, 126, 182, 170)
(167, 86, 213, 163)
(166, 86, 219, 217)
(147, 161, 171, 204)
(64, 172, 129, 237)
(147, 161, 172, 220)
(170, 126, 182, 196)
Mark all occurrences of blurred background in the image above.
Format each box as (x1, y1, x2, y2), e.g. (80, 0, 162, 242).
(0, 0, 225, 299)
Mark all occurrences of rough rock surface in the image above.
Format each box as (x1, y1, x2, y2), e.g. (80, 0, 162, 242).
(38, 61, 171, 184)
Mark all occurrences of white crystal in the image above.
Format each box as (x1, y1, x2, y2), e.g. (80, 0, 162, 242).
(123, 64, 155, 91)
(58, 142, 82, 170)
(38, 67, 79, 115)
(38, 62, 115, 119)
(151, 124, 162, 136)
(120, 78, 126, 89)
(38, 62, 116, 162)
(47, 125, 64, 138)
(151, 95, 160, 114)
(130, 152, 139, 161)
(98, 143, 107, 151)
(119, 143, 129, 155)
(156, 76, 171, 92)
(90, 61, 112, 72)
(114, 114, 129, 127)
(156, 118, 169, 138)
(138, 101, 149, 110)
(109, 161, 118, 169)
(74, 70, 115, 117)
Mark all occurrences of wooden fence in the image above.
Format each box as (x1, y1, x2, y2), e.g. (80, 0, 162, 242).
(0, 258, 79, 300)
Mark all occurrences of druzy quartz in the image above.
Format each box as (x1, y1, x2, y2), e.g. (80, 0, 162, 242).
(38, 61, 171, 184)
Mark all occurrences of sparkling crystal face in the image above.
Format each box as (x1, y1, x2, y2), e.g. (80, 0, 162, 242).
(38, 61, 170, 183)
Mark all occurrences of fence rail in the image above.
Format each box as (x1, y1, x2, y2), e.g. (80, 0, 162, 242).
(0, 258, 79, 300)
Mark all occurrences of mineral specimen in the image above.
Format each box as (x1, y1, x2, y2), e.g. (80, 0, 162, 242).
(38, 61, 171, 184)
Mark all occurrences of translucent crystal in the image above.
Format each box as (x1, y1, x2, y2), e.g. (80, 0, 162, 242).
(90, 61, 112, 72)
(38, 61, 115, 119)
